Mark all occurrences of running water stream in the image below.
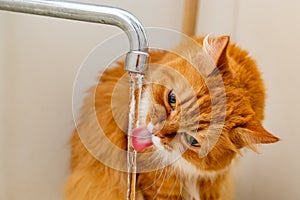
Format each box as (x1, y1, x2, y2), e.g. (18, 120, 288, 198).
(127, 72, 144, 200)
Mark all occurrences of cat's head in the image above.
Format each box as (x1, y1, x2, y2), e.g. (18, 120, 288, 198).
(132, 36, 279, 172)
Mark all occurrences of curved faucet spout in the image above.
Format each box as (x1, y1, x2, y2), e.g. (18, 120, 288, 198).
(0, 0, 149, 73)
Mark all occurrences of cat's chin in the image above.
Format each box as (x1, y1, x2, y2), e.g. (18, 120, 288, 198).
(151, 135, 165, 150)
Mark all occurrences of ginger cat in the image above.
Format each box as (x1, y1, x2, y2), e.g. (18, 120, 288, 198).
(65, 36, 279, 200)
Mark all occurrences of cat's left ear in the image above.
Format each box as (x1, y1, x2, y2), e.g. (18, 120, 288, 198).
(231, 118, 280, 150)
(203, 35, 230, 68)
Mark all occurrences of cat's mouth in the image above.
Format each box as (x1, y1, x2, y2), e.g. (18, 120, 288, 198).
(132, 123, 178, 152)
(132, 123, 202, 152)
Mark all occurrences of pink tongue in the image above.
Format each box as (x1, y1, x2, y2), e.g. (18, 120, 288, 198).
(132, 126, 153, 151)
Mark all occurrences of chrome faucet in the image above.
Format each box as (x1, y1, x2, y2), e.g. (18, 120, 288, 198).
(0, 0, 149, 73)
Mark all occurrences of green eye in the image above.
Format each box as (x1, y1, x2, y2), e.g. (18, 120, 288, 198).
(168, 91, 176, 109)
(184, 133, 200, 147)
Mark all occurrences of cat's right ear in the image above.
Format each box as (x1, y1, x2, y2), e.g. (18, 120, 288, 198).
(231, 118, 280, 151)
(203, 35, 230, 71)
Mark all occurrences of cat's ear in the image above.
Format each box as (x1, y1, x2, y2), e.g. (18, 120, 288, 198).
(231, 118, 280, 151)
(203, 35, 230, 68)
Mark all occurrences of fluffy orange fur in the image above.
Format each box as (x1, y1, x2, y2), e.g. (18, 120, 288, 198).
(65, 36, 279, 200)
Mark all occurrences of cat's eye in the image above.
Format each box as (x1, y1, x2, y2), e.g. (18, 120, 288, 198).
(168, 91, 176, 109)
(184, 133, 200, 147)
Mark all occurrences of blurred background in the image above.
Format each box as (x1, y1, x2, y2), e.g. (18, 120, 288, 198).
(0, 0, 299, 199)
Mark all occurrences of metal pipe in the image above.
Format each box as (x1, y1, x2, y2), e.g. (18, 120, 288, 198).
(0, 0, 149, 73)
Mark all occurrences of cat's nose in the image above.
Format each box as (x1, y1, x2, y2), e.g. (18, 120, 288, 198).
(153, 131, 164, 138)
(154, 131, 177, 139)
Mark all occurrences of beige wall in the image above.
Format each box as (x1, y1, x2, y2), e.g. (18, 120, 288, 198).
(0, 12, 7, 200)
(0, 0, 299, 199)
(199, 0, 300, 199)
(232, 1, 300, 199)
